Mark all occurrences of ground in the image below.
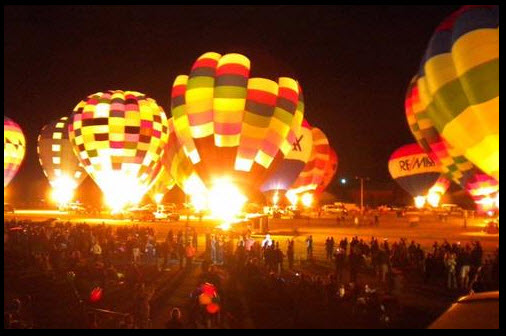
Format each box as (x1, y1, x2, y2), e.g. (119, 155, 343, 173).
(4, 210, 499, 328)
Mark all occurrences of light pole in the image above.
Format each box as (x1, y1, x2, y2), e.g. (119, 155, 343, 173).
(355, 176, 370, 214)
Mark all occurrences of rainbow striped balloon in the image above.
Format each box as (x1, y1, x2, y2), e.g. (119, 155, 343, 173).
(417, 5, 499, 182)
(406, 75, 498, 208)
(171, 52, 304, 197)
(4, 116, 26, 188)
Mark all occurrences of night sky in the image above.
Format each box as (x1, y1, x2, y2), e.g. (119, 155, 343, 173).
(4, 5, 462, 202)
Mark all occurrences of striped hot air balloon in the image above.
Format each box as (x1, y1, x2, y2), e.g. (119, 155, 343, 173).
(37, 116, 87, 205)
(405, 75, 498, 211)
(170, 52, 304, 200)
(4, 116, 26, 188)
(68, 90, 169, 212)
(316, 146, 338, 195)
(417, 5, 499, 182)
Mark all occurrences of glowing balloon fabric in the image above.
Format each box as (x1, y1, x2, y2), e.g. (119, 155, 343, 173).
(316, 146, 338, 194)
(37, 116, 87, 191)
(417, 5, 499, 181)
(388, 143, 441, 198)
(68, 90, 169, 210)
(405, 76, 498, 208)
(260, 119, 313, 193)
(4, 116, 26, 188)
(289, 127, 331, 195)
(171, 52, 304, 195)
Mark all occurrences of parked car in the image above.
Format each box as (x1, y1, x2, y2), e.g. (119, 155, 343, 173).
(429, 291, 499, 329)
(322, 204, 348, 215)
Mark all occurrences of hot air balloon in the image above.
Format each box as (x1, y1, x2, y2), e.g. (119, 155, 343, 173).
(37, 116, 87, 207)
(417, 5, 499, 182)
(406, 75, 498, 212)
(260, 119, 313, 205)
(170, 52, 304, 220)
(289, 127, 331, 195)
(426, 176, 451, 207)
(68, 90, 169, 212)
(316, 146, 338, 194)
(388, 143, 441, 208)
(4, 117, 26, 188)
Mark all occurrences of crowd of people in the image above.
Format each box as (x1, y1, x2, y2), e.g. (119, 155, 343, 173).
(4, 219, 200, 329)
(4, 218, 500, 329)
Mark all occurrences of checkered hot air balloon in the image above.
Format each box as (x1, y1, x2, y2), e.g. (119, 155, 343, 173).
(37, 116, 87, 204)
(289, 127, 331, 197)
(406, 75, 498, 212)
(417, 5, 499, 182)
(4, 116, 26, 188)
(68, 90, 169, 211)
(170, 52, 305, 199)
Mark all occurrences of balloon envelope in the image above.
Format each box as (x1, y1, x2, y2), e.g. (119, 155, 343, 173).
(68, 90, 169, 210)
(289, 127, 331, 196)
(388, 143, 441, 198)
(37, 116, 87, 191)
(171, 52, 305, 198)
(260, 119, 313, 193)
(417, 5, 499, 181)
(4, 116, 26, 188)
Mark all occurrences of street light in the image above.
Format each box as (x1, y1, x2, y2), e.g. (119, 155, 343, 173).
(355, 176, 370, 214)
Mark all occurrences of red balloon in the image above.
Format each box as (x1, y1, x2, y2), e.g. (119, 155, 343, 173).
(89, 287, 103, 303)
(206, 303, 220, 314)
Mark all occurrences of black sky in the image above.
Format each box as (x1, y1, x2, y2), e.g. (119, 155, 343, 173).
(4, 5, 462, 200)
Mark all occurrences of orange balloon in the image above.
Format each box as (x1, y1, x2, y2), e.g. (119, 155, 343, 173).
(199, 293, 212, 305)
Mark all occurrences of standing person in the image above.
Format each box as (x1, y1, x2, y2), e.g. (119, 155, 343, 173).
(329, 237, 335, 260)
(90, 241, 102, 262)
(306, 235, 313, 261)
(185, 243, 196, 269)
(334, 248, 346, 283)
(287, 239, 295, 270)
(192, 229, 198, 251)
(374, 213, 379, 227)
(165, 307, 183, 329)
(275, 242, 284, 274)
(445, 252, 458, 290)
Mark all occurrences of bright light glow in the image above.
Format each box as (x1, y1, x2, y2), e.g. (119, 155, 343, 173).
(286, 190, 298, 207)
(487, 210, 494, 217)
(341, 178, 347, 184)
(426, 192, 441, 208)
(272, 190, 280, 206)
(208, 178, 247, 222)
(414, 196, 426, 209)
(217, 222, 231, 231)
(97, 172, 146, 214)
(495, 193, 499, 209)
(50, 175, 77, 207)
(301, 193, 313, 208)
(191, 192, 208, 213)
(154, 193, 163, 204)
